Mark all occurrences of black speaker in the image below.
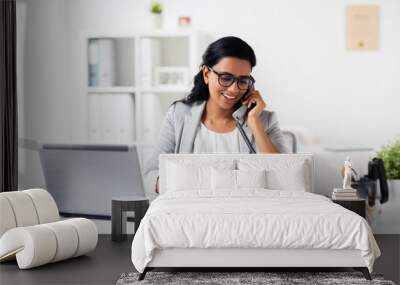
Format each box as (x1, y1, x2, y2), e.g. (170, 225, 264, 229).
(368, 158, 389, 204)
(352, 158, 389, 206)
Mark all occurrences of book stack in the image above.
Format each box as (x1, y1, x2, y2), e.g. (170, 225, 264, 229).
(332, 188, 359, 200)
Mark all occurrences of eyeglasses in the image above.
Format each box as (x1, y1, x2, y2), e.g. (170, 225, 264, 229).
(207, 66, 255, 91)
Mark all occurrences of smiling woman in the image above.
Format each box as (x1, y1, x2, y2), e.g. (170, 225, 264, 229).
(144, 36, 290, 195)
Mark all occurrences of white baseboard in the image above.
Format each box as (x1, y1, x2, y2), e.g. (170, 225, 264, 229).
(60, 217, 136, 235)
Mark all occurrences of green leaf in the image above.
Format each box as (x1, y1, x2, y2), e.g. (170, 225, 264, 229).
(150, 2, 162, 14)
(377, 138, 400, 179)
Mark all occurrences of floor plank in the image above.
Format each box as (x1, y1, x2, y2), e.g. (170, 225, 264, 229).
(0, 234, 398, 285)
(0, 235, 134, 285)
(373, 234, 400, 284)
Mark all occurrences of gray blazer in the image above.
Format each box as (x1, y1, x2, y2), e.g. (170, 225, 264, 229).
(143, 100, 290, 198)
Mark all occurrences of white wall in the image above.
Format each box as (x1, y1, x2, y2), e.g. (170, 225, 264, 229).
(160, 0, 400, 147)
(65, 0, 152, 142)
(18, 0, 400, 187)
(47, 0, 400, 146)
(17, 0, 70, 188)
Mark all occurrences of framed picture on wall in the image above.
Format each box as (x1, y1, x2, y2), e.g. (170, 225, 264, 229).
(154, 66, 189, 88)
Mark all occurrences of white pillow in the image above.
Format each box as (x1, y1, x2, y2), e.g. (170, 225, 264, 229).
(237, 169, 267, 189)
(266, 163, 307, 191)
(211, 168, 236, 190)
(166, 160, 235, 192)
(211, 168, 267, 191)
(237, 159, 309, 191)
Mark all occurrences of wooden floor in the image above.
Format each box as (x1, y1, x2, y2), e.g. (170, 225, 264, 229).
(0, 235, 134, 285)
(0, 235, 399, 285)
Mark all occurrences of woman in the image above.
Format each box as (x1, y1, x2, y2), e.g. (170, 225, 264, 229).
(144, 36, 289, 197)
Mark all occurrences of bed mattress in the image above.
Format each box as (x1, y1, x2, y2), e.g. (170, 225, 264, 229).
(131, 190, 380, 273)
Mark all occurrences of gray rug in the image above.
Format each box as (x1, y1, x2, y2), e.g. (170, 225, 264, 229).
(116, 271, 396, 285)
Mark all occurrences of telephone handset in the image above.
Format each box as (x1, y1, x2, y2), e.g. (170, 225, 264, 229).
(232, 86, 257, 153)
(232, 86, 256, 125)
(232, 102, 257, 126)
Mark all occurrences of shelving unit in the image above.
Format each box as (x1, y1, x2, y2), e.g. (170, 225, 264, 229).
(84, 30, 211, 167)
(87, 87, 137, 94)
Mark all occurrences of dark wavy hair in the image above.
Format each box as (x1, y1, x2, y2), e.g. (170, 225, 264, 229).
(178, 36, 256, 106)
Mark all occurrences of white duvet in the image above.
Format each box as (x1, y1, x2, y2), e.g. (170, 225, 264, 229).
(131, 190, 380, 273)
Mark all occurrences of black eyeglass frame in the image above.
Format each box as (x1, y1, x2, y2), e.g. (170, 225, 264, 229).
(207, 66, 255, 91)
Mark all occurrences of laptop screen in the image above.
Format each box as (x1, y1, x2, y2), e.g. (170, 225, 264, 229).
(39, 144, 145, 218)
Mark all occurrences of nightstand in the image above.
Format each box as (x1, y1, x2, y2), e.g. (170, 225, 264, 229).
(332, 198, 366, 218)
(111, 196, 149, 242)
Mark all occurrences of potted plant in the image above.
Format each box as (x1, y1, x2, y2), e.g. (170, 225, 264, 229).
(377, 138, 400, 192)
(150, 2, 163, 29)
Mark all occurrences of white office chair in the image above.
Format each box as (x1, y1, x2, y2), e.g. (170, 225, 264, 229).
(282, 130, 298, 153)
(0, 189, 98, 269)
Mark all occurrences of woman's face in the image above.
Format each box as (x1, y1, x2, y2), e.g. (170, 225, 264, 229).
(203, 57, 252, 111)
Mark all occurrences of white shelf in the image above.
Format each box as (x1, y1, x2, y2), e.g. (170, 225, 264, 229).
(87, 86, 136, 94)
(139, 30, 197, 38)
(85, 30, 210, 151)
(84, 30, 211, 190)
(141, 86, 191, 93)
(84, 29, 198, 39)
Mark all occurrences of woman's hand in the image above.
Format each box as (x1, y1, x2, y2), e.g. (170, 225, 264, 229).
(241, 89, 266, 130)
(241, 89, 278, 153)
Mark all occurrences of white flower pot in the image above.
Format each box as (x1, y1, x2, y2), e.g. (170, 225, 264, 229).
(389, 179, 400, 199)
(151, 14, 162, 30)
(370, 179, 400, 234)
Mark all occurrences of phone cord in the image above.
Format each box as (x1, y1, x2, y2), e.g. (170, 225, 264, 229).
(235, 121, 256, 154)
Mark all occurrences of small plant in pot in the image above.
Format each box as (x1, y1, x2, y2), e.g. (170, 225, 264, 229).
(150, 1, 163, 29)
(377, 138, 400, 191)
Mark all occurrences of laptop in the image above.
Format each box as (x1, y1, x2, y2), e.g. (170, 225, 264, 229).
(39, 144, 145, 219)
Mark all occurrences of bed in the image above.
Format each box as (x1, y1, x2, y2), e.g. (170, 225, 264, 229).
(131, 153, 380, 281)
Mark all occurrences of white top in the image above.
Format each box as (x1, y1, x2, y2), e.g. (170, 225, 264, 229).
(193, 123, 241, 153)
